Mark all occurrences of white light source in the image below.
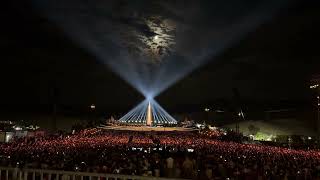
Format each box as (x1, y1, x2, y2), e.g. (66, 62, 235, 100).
(5, 133, 13, 142)
(310, 84, 319, 89)
(154, 35, 158, 40)
(14, 126, 22, 131)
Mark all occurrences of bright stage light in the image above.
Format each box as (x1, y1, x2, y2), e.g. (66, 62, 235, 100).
(119, 98, 177, 126)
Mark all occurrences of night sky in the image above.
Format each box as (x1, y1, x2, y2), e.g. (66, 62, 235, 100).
(0, 0, 319, 114)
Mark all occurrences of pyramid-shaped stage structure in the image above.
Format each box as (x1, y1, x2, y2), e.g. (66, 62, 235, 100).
(119, 99, 177, 126)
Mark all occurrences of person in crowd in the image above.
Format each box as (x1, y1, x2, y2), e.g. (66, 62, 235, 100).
(165, 155, 174, 177)
(182, 156, 195, 178)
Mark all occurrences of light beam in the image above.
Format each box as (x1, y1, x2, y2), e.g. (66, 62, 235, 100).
(119, 98, 177, 126)
(31, 0, 291, 105)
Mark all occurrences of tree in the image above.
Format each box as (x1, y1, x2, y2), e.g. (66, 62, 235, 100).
(248, 124, 260, 135)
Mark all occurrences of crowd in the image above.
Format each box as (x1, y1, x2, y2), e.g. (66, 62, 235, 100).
(1, 128, 320, 179)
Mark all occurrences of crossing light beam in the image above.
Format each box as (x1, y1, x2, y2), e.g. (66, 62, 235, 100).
(119, 98, 177, 126)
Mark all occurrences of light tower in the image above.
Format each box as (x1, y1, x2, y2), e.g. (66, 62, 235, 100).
(146, 101, 153, 126)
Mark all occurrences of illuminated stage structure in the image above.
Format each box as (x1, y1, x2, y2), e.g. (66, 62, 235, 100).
(119, 99, 177, 126)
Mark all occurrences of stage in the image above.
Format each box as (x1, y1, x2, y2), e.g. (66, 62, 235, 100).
(99, 125, 196, 132)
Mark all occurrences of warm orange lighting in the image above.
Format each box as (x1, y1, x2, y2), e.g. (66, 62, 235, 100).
(146, 101, 153, 126)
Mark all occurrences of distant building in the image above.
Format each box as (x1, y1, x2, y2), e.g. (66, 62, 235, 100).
(310, 74, 320, 134)
(310, 74, 320, 90)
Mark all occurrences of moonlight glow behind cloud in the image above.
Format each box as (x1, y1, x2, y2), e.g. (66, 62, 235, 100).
(32, 0, 288, 99)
